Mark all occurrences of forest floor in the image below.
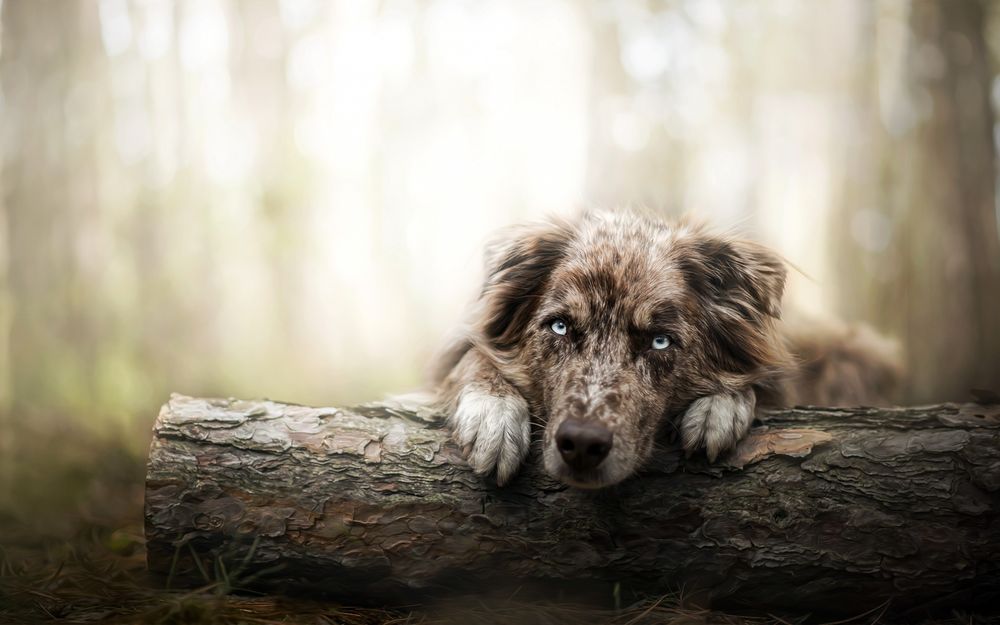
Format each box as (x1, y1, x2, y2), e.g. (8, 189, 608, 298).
(0, 414, 996, 625)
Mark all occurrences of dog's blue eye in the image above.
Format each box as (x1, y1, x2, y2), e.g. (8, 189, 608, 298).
(550, 320, 568, 336)
(651, 335, 671, 350)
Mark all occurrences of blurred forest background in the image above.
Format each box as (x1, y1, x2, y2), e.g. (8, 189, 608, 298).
(1, 0, 999, 503)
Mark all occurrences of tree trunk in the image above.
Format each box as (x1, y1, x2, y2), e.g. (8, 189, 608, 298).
(831, 0, 1000, 404)
(145, 394, 1000, 616)
(1, 0, 110, 415)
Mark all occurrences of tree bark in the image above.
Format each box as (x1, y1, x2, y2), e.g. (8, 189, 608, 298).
(145, 394, 1000, 615)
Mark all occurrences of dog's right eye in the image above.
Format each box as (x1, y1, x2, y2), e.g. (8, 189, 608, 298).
(651, 335, 671, 350)
(550, 319, 569, 336)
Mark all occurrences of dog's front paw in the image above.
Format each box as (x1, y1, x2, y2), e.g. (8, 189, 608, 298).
(450, 389, 531, 485)
(681, 388, 756, 462)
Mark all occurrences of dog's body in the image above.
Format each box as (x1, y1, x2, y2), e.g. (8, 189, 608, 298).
(433, 210, 900, 488)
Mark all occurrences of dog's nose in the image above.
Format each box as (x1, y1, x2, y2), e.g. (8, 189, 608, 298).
(556, 418, 613, 471)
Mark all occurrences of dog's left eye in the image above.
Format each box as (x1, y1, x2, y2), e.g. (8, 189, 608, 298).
(651, 335, 671, 350)
(550, 319, 569, 336)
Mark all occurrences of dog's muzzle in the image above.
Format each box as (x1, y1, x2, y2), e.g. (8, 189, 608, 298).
(555, 418, 613, 471)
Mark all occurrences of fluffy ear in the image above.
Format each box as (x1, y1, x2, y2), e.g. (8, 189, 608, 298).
(675, 233, 789, 374)
(478, 219, 572, 350)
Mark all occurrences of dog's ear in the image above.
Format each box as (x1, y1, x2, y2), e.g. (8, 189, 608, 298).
(676, 233, 789, 374)
(478, 219, 572, 350)
(690, 236, 787, 318)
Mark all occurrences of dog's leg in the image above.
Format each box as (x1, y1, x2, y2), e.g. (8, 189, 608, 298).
(444, 350, 531, 485)
(680, 388, 756, 462)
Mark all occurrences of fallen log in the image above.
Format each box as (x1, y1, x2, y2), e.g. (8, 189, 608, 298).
(144, 394, 1000, 616)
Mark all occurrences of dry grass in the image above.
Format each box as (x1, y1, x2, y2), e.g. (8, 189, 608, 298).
(0, 523, 780, 625)
(0, 414, 996, 625)
(0, 520, 783, 625)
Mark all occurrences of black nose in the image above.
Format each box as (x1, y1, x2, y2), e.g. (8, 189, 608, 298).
(556, 419, 613, 471)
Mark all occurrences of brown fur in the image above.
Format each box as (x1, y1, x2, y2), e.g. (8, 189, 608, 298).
(434, 210, 901, 488)
(778, 315, 903, 406)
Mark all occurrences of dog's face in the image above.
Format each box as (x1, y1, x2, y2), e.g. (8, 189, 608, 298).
(477, 212, 787, 488)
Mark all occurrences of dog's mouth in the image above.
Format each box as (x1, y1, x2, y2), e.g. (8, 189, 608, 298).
(552, 470, 612, 489)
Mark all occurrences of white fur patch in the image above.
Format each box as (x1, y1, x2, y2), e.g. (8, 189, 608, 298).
(451, 389, 531, 485)
(681, 388, 756, 462)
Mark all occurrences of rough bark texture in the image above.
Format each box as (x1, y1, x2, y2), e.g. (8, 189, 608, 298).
(145, 394, 1000, 616)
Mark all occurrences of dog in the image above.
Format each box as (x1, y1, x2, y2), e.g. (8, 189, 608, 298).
(432, 210, 901, 489)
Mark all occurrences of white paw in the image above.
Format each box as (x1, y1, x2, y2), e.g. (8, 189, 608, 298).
(681, 389, 756, 462)
(450, 389, 530, 485)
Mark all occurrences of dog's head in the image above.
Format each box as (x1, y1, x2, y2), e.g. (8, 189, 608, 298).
(476, 211, 788, 488)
